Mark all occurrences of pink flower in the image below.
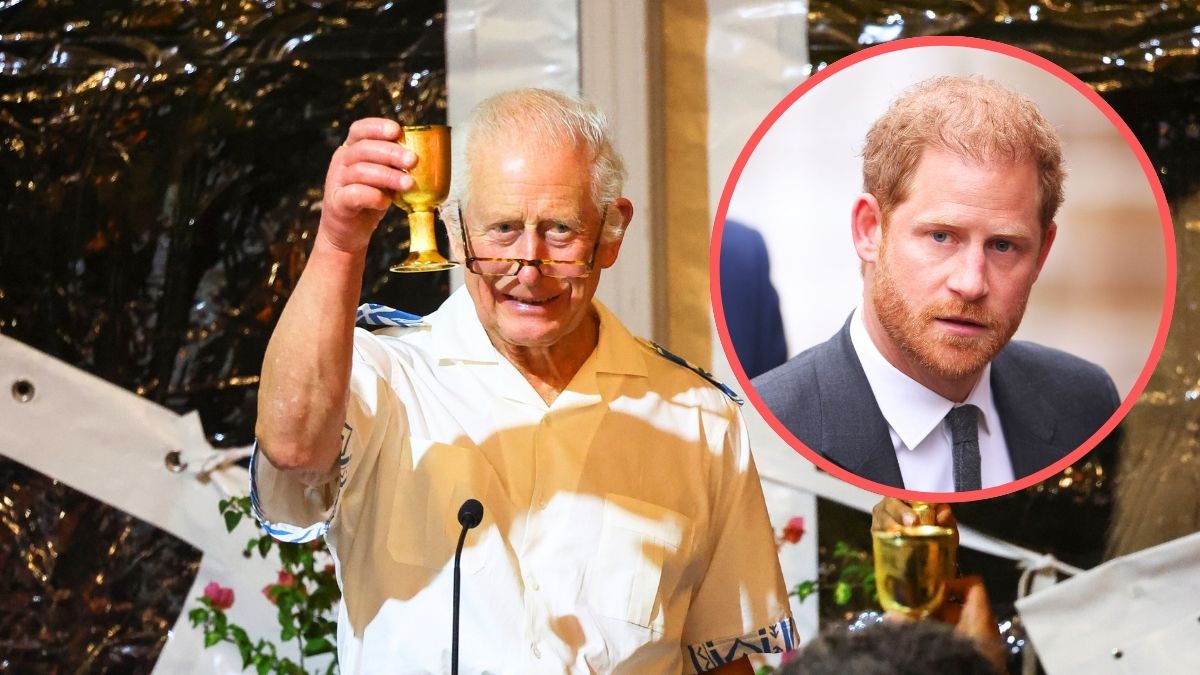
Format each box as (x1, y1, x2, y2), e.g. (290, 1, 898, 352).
(276, 571, 295, 587)
(780, 648, 800, 665)
(204, 582, 235, 610)
(781, 516, 806, 544)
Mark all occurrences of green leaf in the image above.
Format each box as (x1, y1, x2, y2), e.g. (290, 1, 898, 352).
(280, 625, 297, 642)
(213, 611, 227, 633)
(303, 636, 334, 656)
(257, 536, 272, 558)
(187, 607, 207, 626)
(230, 619, 254, 667)
(229, 625, 250, 647)
(278, 542, 300, 565)
(204, 631, 222, 648)
(224, 510, 243, 532)
(255, 656, 272, 675)
(792, 579, 818, 603)
(277, 592, 296, 615)
(756, 667, 776, 675)
(218, 498, 229, 512)
(303, 620, 326, 640)
(835, 580, 852, 605)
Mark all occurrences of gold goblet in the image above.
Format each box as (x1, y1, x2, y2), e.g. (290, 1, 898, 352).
(872, 504, 957, 618)
(390, 124, 457, 272)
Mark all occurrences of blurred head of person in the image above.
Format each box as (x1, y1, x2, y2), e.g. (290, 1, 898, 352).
(777, 619, 1000, 675)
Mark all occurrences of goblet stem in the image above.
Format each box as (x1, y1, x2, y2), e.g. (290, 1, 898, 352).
(391, 211, 457, 273)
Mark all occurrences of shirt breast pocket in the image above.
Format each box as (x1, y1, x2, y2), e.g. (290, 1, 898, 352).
(588, 493, 693, 633)
(387, 437, 496, 575)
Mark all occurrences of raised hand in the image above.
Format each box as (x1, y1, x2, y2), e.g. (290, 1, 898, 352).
(319, 118, 418, 255)
(871, 497, 956, 530)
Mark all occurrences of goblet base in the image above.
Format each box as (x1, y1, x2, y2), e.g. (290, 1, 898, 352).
(390, 250, 459, 273)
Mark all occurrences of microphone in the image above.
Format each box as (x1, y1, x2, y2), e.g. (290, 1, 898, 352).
(452, 498, 484, 675)
(458, 498, 484, 529)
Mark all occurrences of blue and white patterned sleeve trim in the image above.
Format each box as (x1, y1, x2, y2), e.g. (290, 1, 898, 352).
(355, 303, 425, 328)
(249, 424, 353, 544)
(686, 617, 798, 673)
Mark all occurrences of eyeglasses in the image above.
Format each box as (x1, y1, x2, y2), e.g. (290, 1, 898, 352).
(456, 204, 608, 279)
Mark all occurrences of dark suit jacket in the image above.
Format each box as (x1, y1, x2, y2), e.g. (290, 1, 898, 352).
(751, 319, 1121, 489)
(719, 220, 788, 379)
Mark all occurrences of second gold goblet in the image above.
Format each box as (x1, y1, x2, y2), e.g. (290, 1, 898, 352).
(872, 517, 957, 619)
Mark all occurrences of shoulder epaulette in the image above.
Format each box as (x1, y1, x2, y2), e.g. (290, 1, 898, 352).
(355, 303, 427, 329)
(637, 338, 744, 406)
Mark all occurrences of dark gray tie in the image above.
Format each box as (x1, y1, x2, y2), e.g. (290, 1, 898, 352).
(945, 405, 981, 491)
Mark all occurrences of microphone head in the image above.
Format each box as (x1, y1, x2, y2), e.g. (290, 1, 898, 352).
(457, 498, 484, 529)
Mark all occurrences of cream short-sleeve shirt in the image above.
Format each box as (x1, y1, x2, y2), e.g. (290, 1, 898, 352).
(252, 288, 795, 674)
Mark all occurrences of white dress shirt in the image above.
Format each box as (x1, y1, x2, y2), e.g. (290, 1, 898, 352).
(849, 308, 1015, 491)
(252, 287, 795, 674)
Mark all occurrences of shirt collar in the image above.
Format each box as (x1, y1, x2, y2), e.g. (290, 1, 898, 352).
(590, 299, 649, 378)
(429, 285, 647, 379)
(430, 286, 500, 364)
(849, 306, 997, 450)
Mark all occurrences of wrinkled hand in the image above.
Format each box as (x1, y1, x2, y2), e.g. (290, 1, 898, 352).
(319, 118, 418, 255)
(871, 497, 956, 531)
(882, 575, 1006, 674)
(937, 576, 1006, 674)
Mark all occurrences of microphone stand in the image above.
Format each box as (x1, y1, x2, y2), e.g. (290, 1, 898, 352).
(453, 499, 483, 675)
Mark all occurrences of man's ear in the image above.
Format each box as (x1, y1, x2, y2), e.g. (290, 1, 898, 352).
(851, 193, 885, 264)
(597, 197, 633, 269)
(441, 201, 466, 262)
(1033, 221, 1057, 279)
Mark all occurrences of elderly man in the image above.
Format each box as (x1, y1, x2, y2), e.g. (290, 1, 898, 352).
(754, 76, 1119, 492)
(251, 89, 794, 673)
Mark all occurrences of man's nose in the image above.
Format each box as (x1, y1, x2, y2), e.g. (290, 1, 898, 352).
(511, 232, 547, 285)
(515, 261, 543, 285)
(512, 230, 548, 260)
(946, 247, 989, 301)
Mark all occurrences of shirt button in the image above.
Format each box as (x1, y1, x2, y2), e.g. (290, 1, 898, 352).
(531, 643, 541, 659)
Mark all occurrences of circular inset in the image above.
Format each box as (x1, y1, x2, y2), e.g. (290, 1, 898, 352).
(712, 36, 1175, 501)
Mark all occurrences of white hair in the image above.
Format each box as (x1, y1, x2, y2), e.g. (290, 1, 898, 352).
(443, 88, 627, 243)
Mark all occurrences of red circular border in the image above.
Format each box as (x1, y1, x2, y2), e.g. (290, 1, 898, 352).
(710, 36, 1178, 503)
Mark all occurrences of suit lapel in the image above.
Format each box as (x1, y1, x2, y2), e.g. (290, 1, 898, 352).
(816, 320, 904, 487)
(992, 348, 1057, 478)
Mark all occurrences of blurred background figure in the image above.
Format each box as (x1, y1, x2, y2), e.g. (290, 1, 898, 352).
(777, 612, 1002, 675)
(719, 219, 788, 378)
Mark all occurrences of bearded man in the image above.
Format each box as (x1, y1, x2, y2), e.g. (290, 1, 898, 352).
(752, 75, 1119, 492)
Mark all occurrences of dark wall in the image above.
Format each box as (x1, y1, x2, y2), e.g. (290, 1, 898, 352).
(0, 2, 448, 670)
